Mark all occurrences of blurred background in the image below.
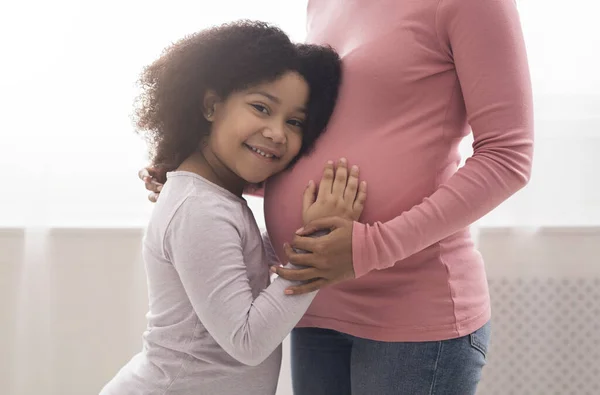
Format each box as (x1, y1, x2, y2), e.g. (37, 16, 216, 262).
(1, 0, 599, 394)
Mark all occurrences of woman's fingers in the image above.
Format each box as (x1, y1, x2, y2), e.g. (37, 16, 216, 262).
(144, 177, 163, 193)
(270, 265, 321, 282)
(138, 168, 150, 180)
(284, 278, 329, 295)
(139, 166, 165, 203)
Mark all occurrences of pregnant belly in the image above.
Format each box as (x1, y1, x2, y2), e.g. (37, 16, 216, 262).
(263, 141, 449, 263)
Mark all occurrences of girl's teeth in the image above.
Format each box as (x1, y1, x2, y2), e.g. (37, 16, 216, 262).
(250, 146, 273, 158)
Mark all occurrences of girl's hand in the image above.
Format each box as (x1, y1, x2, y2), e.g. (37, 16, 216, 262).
(302, 158, 367, 225)
(273, 158, 366, 294)
(138, 167, 165, 203)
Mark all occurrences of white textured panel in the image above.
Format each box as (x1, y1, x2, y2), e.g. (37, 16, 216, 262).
(476, 228, 600, 395)
(478, 277, 600, 394)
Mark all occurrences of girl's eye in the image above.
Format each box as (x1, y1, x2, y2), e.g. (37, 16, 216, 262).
(287, 119, 304, 128)
(251, 104, 269, 114)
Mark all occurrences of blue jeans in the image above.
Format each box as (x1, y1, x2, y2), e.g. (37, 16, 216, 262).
(291, 321, 491, 395)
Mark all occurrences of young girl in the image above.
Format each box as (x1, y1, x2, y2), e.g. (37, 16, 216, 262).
(100, 21, 366, 395)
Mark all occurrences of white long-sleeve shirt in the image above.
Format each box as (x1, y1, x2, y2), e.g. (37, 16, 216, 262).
(100, 171, 315, 395)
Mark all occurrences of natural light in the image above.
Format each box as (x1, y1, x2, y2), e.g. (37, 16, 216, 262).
(2, 2, 600, 395)
(1, 0, 599, 228)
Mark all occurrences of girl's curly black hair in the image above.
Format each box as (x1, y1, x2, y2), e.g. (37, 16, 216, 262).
(135, 20, 341, 174)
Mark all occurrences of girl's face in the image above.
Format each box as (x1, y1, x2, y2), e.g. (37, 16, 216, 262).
(203, 71, 308, 187)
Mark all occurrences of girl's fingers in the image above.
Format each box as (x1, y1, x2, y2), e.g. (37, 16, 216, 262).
(344, 165, 359, 204)
(316, 160, 335, 200)
(353, 181, 368, 216)
(302, 180, 316, 214)
(331, 158, 348, 198)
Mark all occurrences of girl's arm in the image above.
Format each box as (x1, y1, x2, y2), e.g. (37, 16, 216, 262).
(167, 161, 366, 366)
(261, 230, 280, 268)
(165, 198, 312, 366)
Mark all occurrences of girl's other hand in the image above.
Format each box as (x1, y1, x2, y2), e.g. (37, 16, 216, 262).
(301, 158, 367, 225)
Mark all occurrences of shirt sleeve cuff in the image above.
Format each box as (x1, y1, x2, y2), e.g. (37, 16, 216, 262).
(352, 221, 373, 278)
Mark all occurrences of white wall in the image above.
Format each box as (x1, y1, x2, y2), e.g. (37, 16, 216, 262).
(2, 227, 599, 394)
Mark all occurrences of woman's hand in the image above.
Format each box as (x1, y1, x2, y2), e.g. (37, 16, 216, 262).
(138, 167, 165, 203)
(271, 216, 355, 294)
(272, 158, 367, 295)
(302, 158, 367, 225)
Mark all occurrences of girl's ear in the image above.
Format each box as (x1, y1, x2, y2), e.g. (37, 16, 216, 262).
(203, 90, 220, 122)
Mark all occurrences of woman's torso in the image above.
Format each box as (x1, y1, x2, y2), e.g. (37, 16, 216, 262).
(264, 0, 490, 341)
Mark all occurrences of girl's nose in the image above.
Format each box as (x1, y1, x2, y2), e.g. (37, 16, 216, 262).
(262, 126, 286, 144)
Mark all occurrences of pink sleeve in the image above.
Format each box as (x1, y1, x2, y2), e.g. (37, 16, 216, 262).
(352, 0, 534, 277)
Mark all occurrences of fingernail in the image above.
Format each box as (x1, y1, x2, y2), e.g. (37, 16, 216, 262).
(327, 160, 334, 165)
(285, 289, 294, 295)
(157, 185, 163, 192)
(340, 158, 347, 164)
(295, 227, 304, 234)
(270, 266, 277, 273)
(351, 165, 358, 172)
